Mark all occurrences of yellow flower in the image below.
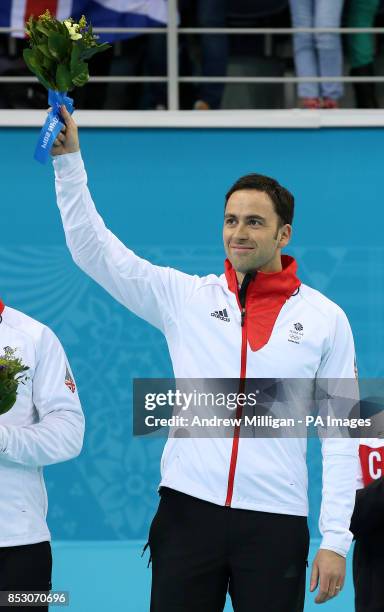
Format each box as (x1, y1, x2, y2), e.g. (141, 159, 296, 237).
(39, 9, 53, 21)
(78, 15, 87, 29)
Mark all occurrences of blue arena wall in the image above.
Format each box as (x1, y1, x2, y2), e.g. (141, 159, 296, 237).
(1, 126, 382, 610)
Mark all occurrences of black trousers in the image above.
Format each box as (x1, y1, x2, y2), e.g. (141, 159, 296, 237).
(148, 488, 309, 612)
(0, 542, 52, 612)
(353, 537, 384, 612)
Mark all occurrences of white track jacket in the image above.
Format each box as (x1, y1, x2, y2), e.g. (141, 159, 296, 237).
(53, 151, 359, 557)
(0, 302, 84, 546)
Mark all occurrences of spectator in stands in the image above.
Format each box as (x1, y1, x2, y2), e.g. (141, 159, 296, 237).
(102, 36, 166, 110)
(347, 0, 380, 108)
(179, 0, 229, 110)
(288, 0, 345, 108)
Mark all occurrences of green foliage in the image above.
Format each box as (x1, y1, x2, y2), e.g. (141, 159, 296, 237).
(42, 54, 55, 73)
(79, 43, 110, 62)
(35, 22, 52, 37)
(70, 44, 81, 72)
(56, 63, 72, 91)
(71, 62, 89, 87)
(37, 43, 53, 59)
(0, 347, 29, 416)
(23, 10, 111, 92)
(48, 32, 70, 62)
(23, 48, 56, 89)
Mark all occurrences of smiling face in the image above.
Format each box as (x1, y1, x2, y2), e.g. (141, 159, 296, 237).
(223, 189, 292, 283)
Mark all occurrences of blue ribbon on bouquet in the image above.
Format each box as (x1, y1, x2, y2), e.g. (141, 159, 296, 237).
(34, 90, 74, 165)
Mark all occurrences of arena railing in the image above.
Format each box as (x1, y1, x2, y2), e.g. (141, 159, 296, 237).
(0, 0, 383, 114)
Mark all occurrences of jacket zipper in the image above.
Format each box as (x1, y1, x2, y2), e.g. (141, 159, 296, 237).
(224, 275, 251, 507)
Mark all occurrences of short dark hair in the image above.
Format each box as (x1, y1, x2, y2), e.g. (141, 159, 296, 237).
(225, 174, 294, 226)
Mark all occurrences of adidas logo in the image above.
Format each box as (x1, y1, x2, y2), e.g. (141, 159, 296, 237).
(294, 322, 303, 331)
(211, 308, 230, 322)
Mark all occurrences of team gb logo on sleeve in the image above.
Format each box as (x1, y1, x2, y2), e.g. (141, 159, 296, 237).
(64, 365, 76, 393)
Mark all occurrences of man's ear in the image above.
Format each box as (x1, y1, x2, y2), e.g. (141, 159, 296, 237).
(278, 224, 292, 247)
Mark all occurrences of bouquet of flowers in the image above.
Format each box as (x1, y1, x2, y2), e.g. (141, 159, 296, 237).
(0, 347, 29, 416)
(23, 10, 110, 164)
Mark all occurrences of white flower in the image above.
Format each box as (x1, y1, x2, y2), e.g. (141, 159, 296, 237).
(63, 19, 82, 40)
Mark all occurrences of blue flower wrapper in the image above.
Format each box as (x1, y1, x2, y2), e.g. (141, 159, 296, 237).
(34, 90, 74, 165)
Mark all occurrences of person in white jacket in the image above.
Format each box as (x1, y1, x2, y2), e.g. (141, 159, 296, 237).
(0, 298, 84, 611)
(50, 106, 359, 612)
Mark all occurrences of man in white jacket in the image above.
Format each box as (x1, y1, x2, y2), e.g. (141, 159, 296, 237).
(51, 106, 359, 612)
(0, 298, 84, 610)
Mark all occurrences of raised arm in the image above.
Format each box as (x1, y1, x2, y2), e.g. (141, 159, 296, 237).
(51, 106, 199, 333)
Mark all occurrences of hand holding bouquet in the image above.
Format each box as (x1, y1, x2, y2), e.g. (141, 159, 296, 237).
(0, 347, 29, 416)
(23, 10, 110, 164)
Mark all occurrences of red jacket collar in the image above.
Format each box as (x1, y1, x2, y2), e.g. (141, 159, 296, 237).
(224, 254, 301, 299)
(0, 300, 4, 316)
(224, 255, 301, 352)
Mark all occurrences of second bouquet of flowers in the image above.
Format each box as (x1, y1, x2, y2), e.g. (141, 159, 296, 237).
(0, 347, 29, 416)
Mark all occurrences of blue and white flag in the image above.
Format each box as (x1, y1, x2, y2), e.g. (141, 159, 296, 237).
(72, 0, 168, 41)
(0, 0, 168, 41)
